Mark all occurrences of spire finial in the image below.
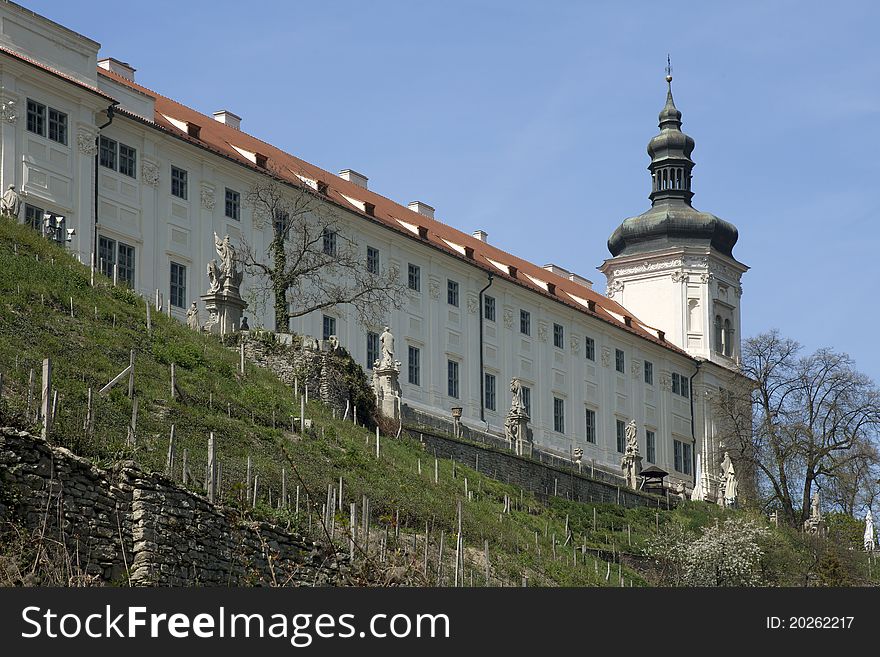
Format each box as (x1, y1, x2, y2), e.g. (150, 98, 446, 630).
(665, 54, 673, 86)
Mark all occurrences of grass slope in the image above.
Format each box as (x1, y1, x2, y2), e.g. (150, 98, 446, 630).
(0, 218, 874, 587)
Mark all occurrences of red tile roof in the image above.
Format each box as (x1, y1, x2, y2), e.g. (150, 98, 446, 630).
(98, 67, 691, 360)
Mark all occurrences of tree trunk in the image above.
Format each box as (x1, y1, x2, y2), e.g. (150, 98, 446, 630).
(271, 237, 288, 332)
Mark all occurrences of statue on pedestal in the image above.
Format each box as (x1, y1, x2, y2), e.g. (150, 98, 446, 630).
(720, 451, 738, 508)
(865, 510, 876, 552)
(620, 419, 642, 490)
(803, 490, 826, 537)
(186, 301, 200, 330)
(0, 184, 21, 219)
(372, 326, 401, 421)
(504, 378, 531, 456)
(201, 233, 247, 335)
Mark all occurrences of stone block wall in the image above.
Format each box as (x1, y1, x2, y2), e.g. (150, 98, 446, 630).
(405, 427, 673, 509)
(0, 427, 350, 586)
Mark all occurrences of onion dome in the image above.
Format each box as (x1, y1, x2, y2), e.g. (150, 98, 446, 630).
(608, 70, 738, 258)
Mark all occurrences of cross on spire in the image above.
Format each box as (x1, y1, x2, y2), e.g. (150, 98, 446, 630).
(665, 55, 673, 85)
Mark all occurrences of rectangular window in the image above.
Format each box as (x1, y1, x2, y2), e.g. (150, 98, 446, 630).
(171, 166, 188, 199)
(672, 373, 681, 395)
(118, 143, 136, 178)
(447, 279, 459, 307)
(646, 430, 656, 464)
(26, 99, 45, 136)
(520, 309, 530, 336)
(169, 261, 187, 309)
(407, 263, 420, 291)
(681, 375, 690, 399)
(322, 228, 337, 256)
(48, 108, 67, 145)
(322, 315, 336, 340)
(644, 360, 654, 385)
(485, 373, 496, 411)
(366, 331, 379, 369)
(521, 386, 531, 417)
(553, 323, 564, 349)
(99, 136, 117, 170)
(98, 236, 116, 278)
(616, 419, 626, 453)
(273, 210, 290, 238)
(585, 336, 595, 361)
(116, 242, 136, 287)
(447, 360, 459, 399)
(673, 439, 692, 475)
(484, 295, 496, 322)
(615, 348, 625, 374)
(585, 408, 596, 444)
(408, 346, 420, 386)
(553, 397, 565, 433)
(24, 203, 44, 231)
(225, 188, 240, 220)
(367, 246, 380, 274)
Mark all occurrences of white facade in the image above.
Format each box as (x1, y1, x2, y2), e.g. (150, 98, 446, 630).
(0, 1, 749, 491)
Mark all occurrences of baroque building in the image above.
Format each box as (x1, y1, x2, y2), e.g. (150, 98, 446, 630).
(0, 2, 745, 497)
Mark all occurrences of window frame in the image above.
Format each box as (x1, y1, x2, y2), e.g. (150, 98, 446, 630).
(585, 408, 596, 444)
(520, 309, 531, 336)
(366, 246, 380, 275)
(484, 295, 496, 322)
(116, 242, 136, 288)
(447, 279, 459, 307)
(408, 345, 421, 386)
(322, 228, 337, 256)
(447, 360, 460, 399)
(553, 323, 564, 349)
(615, 348, 625, 374)
(47, 107, 67, 145)
(644, 360, 654, 385)
(171, 166, 188, 200)
(322, 314, 336, 340)
(646, 429, 656, 464)
(366, 331, 379, 369)
(169, 261, 187, 309)
(118, 143, 136, 178)
(26, 99, 46, 137)
(225, 188, 241, 221)
(616, 419, 626, 453)
(485, 373, 496, 411)
(24, 203, 44, 232)
(553, 397, 565, 433)
(407, 263, 421, 292)
(584, 336, 595, 361)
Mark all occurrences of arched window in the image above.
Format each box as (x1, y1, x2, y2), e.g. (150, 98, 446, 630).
(723, 319, 733, 357)
(714, 315, 724, 353)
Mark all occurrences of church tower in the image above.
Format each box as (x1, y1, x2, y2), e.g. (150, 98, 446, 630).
(599, 68, 747, 367)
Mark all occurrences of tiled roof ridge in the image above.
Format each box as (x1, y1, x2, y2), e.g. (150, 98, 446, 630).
(98, 68, 692, 360)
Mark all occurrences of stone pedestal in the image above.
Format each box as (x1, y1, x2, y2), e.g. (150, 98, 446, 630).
(373, 359, 401, 421)
(201, 289, 248, 336)
(622, 454, 642, 490)
(505, 410, 531, 456)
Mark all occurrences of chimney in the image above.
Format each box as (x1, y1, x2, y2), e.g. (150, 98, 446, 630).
(98, 57, 135, 82)
(338, 169, 368, 189)
(543, 263, 593, 289)
(408, 201, 434, 219)
(213, 110, 242, 130)
(472, 230, 488, 243)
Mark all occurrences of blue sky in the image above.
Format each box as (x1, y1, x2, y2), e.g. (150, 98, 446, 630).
(29, 0, 880, 381)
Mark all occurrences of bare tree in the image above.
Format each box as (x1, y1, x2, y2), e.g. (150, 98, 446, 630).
(715, 330, 880, 527)
(240, 178, 406, 332)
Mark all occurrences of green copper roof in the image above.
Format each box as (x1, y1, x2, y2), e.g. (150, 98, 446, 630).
(608, 75, 738, 258)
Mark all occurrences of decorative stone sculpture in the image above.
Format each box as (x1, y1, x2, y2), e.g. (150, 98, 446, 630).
(691, 453, 706, 501)
(620, 419, 642, 489)
(803, 490, 826, 537)
(504, 378, 531, 456)
(186, 301, 199, 330)
(720, 451, 738, 508)
(372, 326, 401, 421)
(201, 232, 247, 335)
(0, 184, 21, 219)
(865, 510, 876, 552)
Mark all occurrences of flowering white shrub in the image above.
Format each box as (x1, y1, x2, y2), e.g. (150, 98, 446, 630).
(646, 517, 769, 586)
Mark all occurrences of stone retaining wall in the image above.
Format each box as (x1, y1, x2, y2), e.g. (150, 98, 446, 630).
(0, 427, 350, 586)
(405, 427, 674, 509)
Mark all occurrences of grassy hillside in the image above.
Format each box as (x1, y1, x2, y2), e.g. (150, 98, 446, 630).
(0, 217, 875, 587)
